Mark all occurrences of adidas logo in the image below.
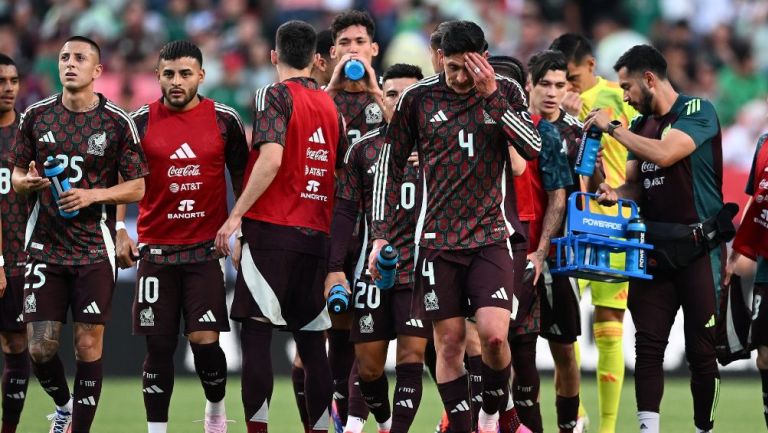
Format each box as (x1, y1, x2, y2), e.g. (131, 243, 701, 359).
(450, 400, 469, 413)
(558, 421, 577, 429)
(429, 110, 448, 123)
(202, 377, 225, 386)
(705, 314, 715, 328)
(44, 386, 59, 392)
(395, 399, 414, 409)
(600, 373, 618, 383)
(78, 396, 97, 406)
(405, 319, 424, 328)
(16, 314, 22, 323)
(5, 391, 25, 400)
(333, 392, 346, 400)
(38, 131, 55, 143)
(482, 110, 495, 124)
(143, 385, 164, 394)
(484, 388, 505, 397)
(82, 302, 101, 314)
(491, 287, 508, 300)
(472, 395, 483, 403)
(170, 142, 197, 160)
(308, 127, 326, 144)
(198, 310, 217, 323)
(514, 399, 535, 407)
(640, 423, 648, 430)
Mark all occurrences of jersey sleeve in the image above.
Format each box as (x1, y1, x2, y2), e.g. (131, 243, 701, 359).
(335, 112, 348, 170)
(370, 90, 417, 240)
(215, 103, 249, 181)
(746, 134, 768, 195)
(485, 77, 542, 160)
(10, 108, 36, 168)
(537, 121, 573, 191)
(671, 98, 719, 148)
(335, 140, 364, 202)
(116, 110, 148, 180)
(130, 105, 150, 139)
(252, 84, 291, 148)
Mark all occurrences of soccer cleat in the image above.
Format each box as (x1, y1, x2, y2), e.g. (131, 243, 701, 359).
(514, 424, 533, 433)
(331, 400, 344, 433)
(204, 413, 228, 433)
(435, 410, 452, 433)
(377, 429, 391, 433)
(574, 415, 589, 433)
(476, 422, 500, 433)
(47, 408, 72, 433)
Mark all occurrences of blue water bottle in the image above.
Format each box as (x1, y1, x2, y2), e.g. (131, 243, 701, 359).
(344, 59, 365, 81)
(327, 284, 350, 314)
(625, 218, 647, 273)
(43, 156, 78, 218)
(574, 125, 602, 176)
(375, 245, 399, 290)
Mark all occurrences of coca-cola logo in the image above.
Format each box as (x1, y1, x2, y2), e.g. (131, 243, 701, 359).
(167, 164, 201, 177)
(306, 148, 329, 162)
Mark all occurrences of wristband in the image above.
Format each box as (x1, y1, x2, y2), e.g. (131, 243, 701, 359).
(0, 256, 5, 267)
(115, 221, 127, 231)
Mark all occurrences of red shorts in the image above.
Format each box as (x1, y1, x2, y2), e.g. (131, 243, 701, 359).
(132, 259, 230, 335)
(412, 242, 516, 321)
(350, 279, 432, 343)
(0, 275, 25, 332)
(22, 260, 116, 324)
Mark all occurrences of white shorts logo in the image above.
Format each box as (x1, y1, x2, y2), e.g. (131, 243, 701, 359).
(24, 294, 36, 313)
(139, 307, 155, 327)
(424, 290, 439, 311)
(359, 313, 374, 334)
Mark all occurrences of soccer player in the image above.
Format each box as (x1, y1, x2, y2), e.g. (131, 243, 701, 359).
(369, 21, 541, 433)
(311, 29, 335, 86)
(591, 44, 725, 433)
(326, 63, 428, 433)
(0, 54, 29, 433)
(214, 20, 344, 433)
(114, 40, 248, 433)
(10, 36, 147, 433)
(550, 33, 638, 433)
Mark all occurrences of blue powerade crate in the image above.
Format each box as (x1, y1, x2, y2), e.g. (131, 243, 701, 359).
(550, 192, 654, 282)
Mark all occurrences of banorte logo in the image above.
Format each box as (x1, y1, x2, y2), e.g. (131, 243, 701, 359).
(168, 165, 201, 177)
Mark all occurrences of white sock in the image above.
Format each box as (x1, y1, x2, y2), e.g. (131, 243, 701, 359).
(638, 411, 660, 433)
(57, 397, 73, 414)
(695, 428, 712, 433)
(205, 400, 225, 416)
(478, 408, 499, 431)
(505, 393, 515, 411)
(377, 416, 392, 431)
(147, 422, 168, 433)
(344, 416, 365, 433)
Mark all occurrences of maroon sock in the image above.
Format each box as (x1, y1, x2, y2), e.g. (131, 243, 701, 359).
(294, 331, 332, 431)
(327, 329, 354, 424)
(291, 366, 309, 429)
(190, 341, 227, 403)
(499, 404, 522, 433)
(437, 375, 472, 433)
(142, 336, 177, 422)
(512, 337, 541, 432)
(71, 359, 103, 433)
(467, 355, 483, 424)
(481, 361, 511, 415)
(555, 395, 579, 433)
(241, 321, 273, 431)
(31, 354, 70, 407)
(761, 369, 768, 429)
(348, 361, 370, 420)
(358, 373, 390, 423)
(391, 362, 423, 433)
(1, 351, 29, 428)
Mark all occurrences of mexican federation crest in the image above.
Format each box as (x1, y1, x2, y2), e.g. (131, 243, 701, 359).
(424, 290, 439, 311)
(365, 103, 383, 125)
(87, 131, 107, 156)
(359, 313, 374, 334)
(139, 306, 155, 327)
(24, 294, 36, 313)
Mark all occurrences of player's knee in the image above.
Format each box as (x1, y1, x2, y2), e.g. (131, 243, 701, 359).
(74, 334, 103, 361)
(396, 349, 424, 365)
(685, 349, 717, 374)
(146, 335, 178, 359)
(1, 333, 28, 354)
(358, 362, 385, 382)
(28, 339, 59, 364)
(437, 334, 464, 363)
(482, 334, 507, 354)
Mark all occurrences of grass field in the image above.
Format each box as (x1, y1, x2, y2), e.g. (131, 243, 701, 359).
(13, 375, 763, 432)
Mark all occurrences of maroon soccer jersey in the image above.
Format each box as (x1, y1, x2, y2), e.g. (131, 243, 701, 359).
(336, 125, 419, 285)
(333, 90, 383, 162)
(371, 73, 541, 250)
(11, 94, 148, 266)
(0, 113, 28, 276)
(131, 97, 247, 264)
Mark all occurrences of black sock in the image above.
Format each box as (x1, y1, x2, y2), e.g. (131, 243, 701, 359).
(31, 354, 70, 407)
(71, 359, 103, 433)
(1, 351, 30, 426)
(190, 341, 227, 403)
(437, 375, 472, 433)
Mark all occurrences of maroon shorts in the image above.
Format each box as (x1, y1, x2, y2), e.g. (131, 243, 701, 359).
(413, 242, 516, 321)
(132, 259, 230, 335)
(540, 262, 581, 344)
(0, 274, 25, 332)
(350, 279, 432, 343)
(22, 260, 115, 324)
(231, 243, 330, 331)
(751, 283, 768, 347)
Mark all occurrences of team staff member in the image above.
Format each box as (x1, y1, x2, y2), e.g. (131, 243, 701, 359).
(215, 20, 346, 433)
(116, 40, 248, 433)
(591, 44, 726, 433)
(11, 36, 147, 433)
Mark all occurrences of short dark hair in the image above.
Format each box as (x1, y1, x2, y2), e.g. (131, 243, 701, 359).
(316, 29, 333, 59)
(549, 33, 593, 64)
(331, 10, 375, 42)
(159, 40, 203, 67)
(64, 35, 101, 61)
(441, 21, 486, 57)
(276, 20, 317, 70)
(382, 63, 423, 83)
(613, 44, 667, 79)
(0, 53, 16, 68)
(430, 21, 456, 50)
(488, 55, 525, 84)
(527, 50, 568, 86)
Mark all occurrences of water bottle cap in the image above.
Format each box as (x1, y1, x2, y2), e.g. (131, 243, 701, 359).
(344, 60, 365, 81)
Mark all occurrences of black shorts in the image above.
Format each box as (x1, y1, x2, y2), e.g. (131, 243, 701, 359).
(751, 283, 768, 347)
(0, 274, 25, 332)
(350, 279, 432, 343)
(413, 242, 516, 321)
(540, 262, 581, 344)
(23, 260, 116, 324)
(132, 259, 230, 335)
(509, 244, 539, 336)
